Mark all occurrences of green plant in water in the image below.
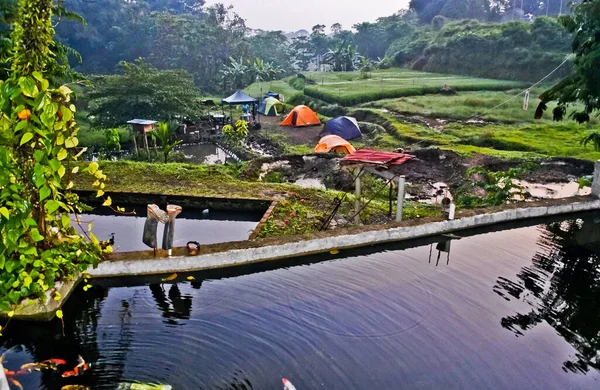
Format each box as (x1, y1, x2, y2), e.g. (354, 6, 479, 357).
(223, 119, 249, 147)
(580, 132, 600, 151)
(150, 122, 182, 163)
(0, 0, 113, 318)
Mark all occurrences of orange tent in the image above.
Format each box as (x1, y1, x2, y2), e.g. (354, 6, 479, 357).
(281, 105, 321, 127)
(313, 135, 356, 155)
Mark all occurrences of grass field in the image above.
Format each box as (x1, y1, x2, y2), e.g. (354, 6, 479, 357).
(243, 69, 600, 162)
(363, 90, 598, 125)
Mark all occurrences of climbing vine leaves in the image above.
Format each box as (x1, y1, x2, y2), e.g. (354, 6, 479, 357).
(0, 0, 110, 315)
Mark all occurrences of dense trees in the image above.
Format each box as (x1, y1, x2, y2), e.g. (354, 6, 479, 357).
(87, 60, 202, 127)
(541, 0, 600, 122)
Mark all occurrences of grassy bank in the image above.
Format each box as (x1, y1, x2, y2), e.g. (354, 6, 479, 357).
(73, 161, 439, 238)
(350, 109, 600, 161)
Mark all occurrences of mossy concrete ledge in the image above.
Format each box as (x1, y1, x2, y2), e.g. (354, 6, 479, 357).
(0, 273, 82, 321)
(88, 199, 600, 278)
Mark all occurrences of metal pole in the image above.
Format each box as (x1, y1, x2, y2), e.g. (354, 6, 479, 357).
(396, 175, 405, 222)
(354, 170, 362, 224)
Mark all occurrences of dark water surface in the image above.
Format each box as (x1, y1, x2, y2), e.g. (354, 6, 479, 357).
(74, 206, 262, 252)
(3, 215, 600, 389)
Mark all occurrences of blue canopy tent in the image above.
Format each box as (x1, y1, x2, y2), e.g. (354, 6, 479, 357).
(319, 116, 362, 140)
(221, 90, 259, 127)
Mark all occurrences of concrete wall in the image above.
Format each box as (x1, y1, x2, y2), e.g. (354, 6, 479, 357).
(75, 190, 271, 211)
(89, 199, 600, 278)
(593, 160, 600, 198)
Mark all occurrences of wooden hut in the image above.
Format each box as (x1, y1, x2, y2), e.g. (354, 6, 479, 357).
(127, 119, 157, 154)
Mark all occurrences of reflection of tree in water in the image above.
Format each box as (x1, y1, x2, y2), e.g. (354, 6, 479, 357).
(494, 218, 600, 373)
(149, 283, 193, 325)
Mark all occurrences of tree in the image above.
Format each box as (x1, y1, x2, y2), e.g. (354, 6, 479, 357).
(540, 0, 600, 122)
(330, 23, 342, 34)
(87, 59, 202, 128)
(221, 56, 248, 91)
(151, 122, 182, 163)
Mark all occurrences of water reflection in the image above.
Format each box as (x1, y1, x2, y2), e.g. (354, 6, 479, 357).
(149, 284, 193, 325)
(495, 216, 600, 373)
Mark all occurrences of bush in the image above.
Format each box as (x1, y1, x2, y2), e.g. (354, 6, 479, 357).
(287, 94, 348, 117)
(358, 121, 385, 135)
(288, 76, 306, 91)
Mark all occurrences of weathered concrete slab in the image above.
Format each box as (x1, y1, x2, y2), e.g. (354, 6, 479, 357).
(88, 199, 600, 278)
(0, 273, 82, 321)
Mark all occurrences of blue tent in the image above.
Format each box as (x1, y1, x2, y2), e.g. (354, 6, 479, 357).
(320, 116, 362, 140)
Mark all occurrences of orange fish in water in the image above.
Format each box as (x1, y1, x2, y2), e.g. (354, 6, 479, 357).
(61, 356, 90, 378)
(4, 368, 23, 390)
(162, 273, 177, 281)
(43, 358, 67, 366)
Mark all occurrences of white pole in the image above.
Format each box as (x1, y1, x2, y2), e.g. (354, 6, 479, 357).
(559, 0, 563, 15)
(396, 175, 405, 222)
(354, 170, 362, 224)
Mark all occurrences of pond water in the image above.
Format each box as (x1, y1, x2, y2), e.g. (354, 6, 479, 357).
(74, 205, 263, 253)
(176, 144, 238, 165)
(3, 214, 600, 389)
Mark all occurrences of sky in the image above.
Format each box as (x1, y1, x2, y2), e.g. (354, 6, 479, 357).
(205, 0, 411, 32)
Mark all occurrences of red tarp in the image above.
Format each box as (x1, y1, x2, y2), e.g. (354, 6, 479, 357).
(341, 149, 415, 166)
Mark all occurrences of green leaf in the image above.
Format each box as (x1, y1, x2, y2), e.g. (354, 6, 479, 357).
(57, 165, 66, 178)
(48, 158, 60, 171)
(30, 228, 44, 242)
(0, 207, 8, 219)
(60, 106, 73, 122)
(20, 132, 33, 145)
(57, 149, 68, 161)
(23, 276, 32, 288)
(18, 76, 38, 97)
(65, 136, 78, 148)
(34, 150, 45, 162)
(40, 186, 51, 201)
(46, 200, 60, 214)
(32, 71, 43, 82)
(15, 120, 28, 132)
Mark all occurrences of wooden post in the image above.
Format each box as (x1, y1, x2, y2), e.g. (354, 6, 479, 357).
(396, 175, 405, 222)
(131, 130, 138, 154)
(142, 131, 150, 156)
(354, 170, 362, 224)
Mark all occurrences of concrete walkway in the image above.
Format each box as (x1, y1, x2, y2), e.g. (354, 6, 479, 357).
(88, 198, 600, 278)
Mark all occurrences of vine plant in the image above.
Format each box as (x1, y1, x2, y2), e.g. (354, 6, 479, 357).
(0, 0, 112, 326)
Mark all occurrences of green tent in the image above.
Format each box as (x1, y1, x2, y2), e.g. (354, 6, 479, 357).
(258, 97, 283, 116)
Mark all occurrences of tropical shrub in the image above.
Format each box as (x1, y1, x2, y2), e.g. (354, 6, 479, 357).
(223, 120, 249, 147)
(0, 0, 113, 315)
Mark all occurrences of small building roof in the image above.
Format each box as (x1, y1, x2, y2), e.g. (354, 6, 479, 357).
(127, 119, 157, 125)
